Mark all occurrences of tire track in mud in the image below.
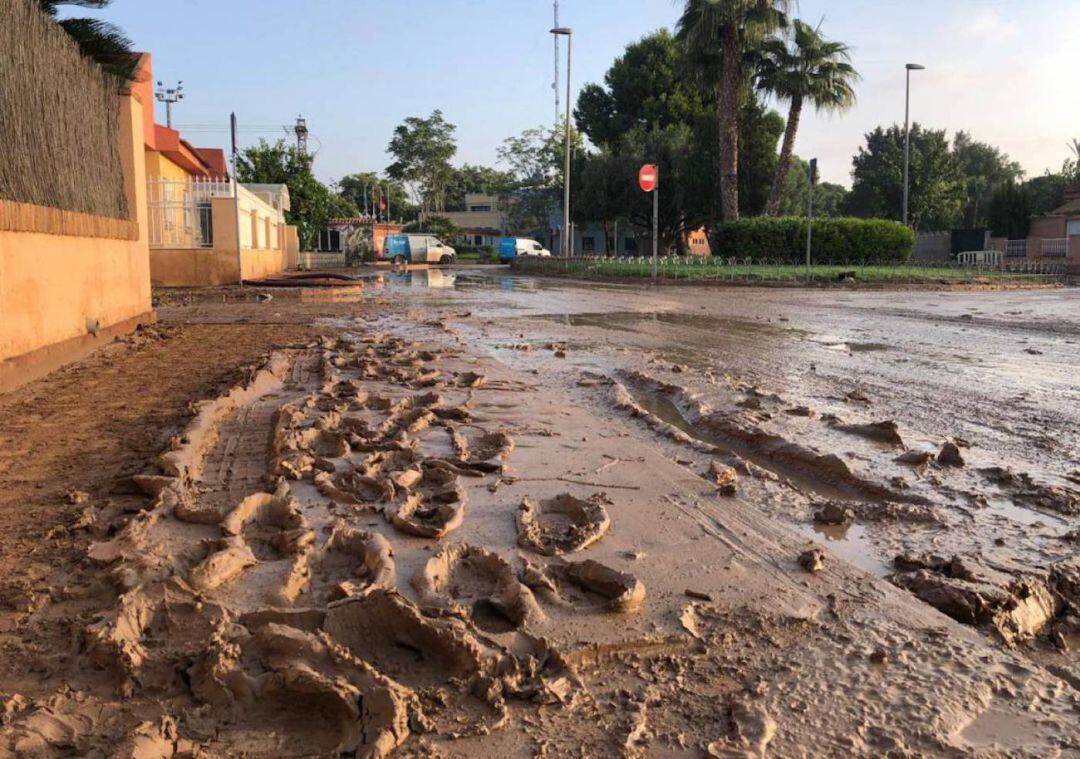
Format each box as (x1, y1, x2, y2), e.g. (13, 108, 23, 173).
(611, 370, 923, 507)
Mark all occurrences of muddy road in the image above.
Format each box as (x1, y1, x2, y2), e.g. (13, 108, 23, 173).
(0, 270, 1077, 756)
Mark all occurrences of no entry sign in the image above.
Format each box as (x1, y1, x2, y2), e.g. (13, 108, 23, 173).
(638, 164, 658, 193)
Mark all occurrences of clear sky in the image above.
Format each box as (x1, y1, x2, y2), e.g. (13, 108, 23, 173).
(91, 0, 1080, 186)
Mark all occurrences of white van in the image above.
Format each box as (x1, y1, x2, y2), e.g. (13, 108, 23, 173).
(384, 234, 457, 265)
(498, 237, 551, 262)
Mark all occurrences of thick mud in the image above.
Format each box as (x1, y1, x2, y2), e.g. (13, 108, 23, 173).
(2, 275, 1079, 755)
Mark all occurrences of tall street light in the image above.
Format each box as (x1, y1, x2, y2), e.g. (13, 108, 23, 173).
(551, 26, 573, 257)
(903, 63, 925, 227)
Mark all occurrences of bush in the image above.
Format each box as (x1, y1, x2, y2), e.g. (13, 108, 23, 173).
(711, 217, 914, 264)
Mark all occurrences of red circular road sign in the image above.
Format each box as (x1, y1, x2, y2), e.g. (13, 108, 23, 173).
(638, 164, 658, 192)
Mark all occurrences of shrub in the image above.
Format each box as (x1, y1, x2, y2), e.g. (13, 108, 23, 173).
(711, 217, 914, 264)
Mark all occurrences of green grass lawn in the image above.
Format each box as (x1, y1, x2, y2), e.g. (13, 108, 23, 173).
(512, 258, 1061, 284)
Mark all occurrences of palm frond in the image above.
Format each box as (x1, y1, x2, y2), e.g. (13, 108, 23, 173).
(57, 17, 137, 80)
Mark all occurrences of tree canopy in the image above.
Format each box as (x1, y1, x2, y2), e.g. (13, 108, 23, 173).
(846, 124, 965, 231)
(574, 29, 710, 150)
(386, 110, 457, 215)
(952, 131, 1024, 228)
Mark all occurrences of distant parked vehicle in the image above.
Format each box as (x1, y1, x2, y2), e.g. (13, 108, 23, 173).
(384, 234, 457, 265)
(498, 237, 551, 263)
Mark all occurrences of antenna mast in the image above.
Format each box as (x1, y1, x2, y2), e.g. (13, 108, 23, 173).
(553, 0, 560, 124)
(292, 115, 309, 154)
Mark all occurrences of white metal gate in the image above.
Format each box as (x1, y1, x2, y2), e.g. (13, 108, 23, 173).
(146, 177, 231, 249)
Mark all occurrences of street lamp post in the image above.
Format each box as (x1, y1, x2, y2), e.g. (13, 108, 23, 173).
(155, 80, 184, 128)
(551, 27, 573, 257)
(903, 63, 925, 227)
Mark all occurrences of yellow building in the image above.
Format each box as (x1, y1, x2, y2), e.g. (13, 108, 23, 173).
(133, 54, 299, 286)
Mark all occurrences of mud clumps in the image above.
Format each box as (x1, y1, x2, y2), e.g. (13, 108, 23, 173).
(937, 441, 965, 467)
(525, 558, 646, 614)
(814, 499, 941, 526)
(413, 543, 544, 631)
(979, 467, 1080, 516)
(389, 467, 468, 539)
(308, 521, 396, 603)
(890, 554, 1063, 645)
(799, 549, 826, 574)
(834, 419, 904, 447)
(517, 493, 612, 555)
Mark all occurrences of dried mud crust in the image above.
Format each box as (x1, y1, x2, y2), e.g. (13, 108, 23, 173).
(2, 333, 616, 756)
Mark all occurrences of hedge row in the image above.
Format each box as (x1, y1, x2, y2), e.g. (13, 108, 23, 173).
(711, 217, 915, 264)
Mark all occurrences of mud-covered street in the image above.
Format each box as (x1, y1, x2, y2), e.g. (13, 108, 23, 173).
(1, 271, 1078, 756)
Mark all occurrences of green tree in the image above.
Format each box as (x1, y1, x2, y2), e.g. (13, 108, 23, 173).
(677, 0, 789, 221)
(576, 123, 715, 253)
(237, 139, 356, 249)
(987, 182, 1031, 239)
(1063, 138, 1080, 181)
(574, 29, 710, 150)
(755, 19, 857, 216)
(1024, 173, 1067, 215)
(336, 173, 414, 220)
(403, 215, 459, 241)
(846, 124, 964, 231)
(951, 131, 1024, 228)
(386, 110, 457, 215)
(38, 0, 137, 80)
(497, 120, 586, 236)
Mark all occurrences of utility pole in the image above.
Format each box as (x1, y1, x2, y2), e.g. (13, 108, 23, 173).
(292, 116, 309, 155)
(553, 1, 560, 124)
(903, 63, 925, 227)
(154, 80, 184, 128)
(230, 113, 243, 288)
(806, 158, 817, 276)
(550, 26, 573, 257)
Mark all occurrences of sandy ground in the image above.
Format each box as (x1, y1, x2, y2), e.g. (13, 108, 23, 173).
(0, 270, 1077, 757)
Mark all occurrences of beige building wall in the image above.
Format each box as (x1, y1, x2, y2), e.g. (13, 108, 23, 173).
(0, 94, 154, 392)
(149, 188, 290, 287)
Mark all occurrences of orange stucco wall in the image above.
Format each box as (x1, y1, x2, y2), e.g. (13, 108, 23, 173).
(0, 94, 153, 384)
(150, 248, 286, 286)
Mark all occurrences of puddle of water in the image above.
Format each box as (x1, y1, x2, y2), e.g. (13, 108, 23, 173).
(536, 311, 810, 338)
(298, 286, 365, 303)
(799, 521, 888, 577)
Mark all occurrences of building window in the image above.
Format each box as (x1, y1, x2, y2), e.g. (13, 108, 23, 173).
(582, 236, 596, 252)
(318, 230, 341, 252)
(624, 237, 637, 253)
(469, 205, 492, 212)
(474, 235, 483, 245)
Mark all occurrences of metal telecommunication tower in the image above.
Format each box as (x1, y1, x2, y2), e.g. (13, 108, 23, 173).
(553, 0, 560, 124)
(292, 115, 309, 155)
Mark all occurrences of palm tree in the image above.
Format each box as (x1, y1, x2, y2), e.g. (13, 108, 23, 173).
(38, 0, 136, 81)
(756, 20, 857, 217)
(677, 0, 789, 222)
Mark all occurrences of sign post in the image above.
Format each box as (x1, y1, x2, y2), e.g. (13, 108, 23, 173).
(639, 164, 658, 280)
(805, 157, 817, 279)
(231, 113, 243, 288)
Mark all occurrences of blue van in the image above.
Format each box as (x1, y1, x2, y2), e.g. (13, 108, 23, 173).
(498, 237, 551, 263)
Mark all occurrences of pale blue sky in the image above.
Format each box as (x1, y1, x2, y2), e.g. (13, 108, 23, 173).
(90, 0, 1079, 186)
